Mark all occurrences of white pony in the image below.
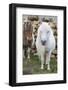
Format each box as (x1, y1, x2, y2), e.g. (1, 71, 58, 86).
(36, 22, 55, 70)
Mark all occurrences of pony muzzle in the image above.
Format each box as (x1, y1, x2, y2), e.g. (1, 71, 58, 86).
(41, 40, 46, 45)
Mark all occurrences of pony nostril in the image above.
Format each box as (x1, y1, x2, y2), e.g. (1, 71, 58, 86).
(44, 41, 46, 43)
(41, 40, 46, 45)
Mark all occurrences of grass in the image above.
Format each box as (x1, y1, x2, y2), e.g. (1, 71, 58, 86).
(23, 54, 57, 75)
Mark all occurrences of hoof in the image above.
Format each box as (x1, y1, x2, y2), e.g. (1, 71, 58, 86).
(47, 68, 50, 71)
(41, 66, 44, 70)
(46, 64, 50, 70)
(47, 66, 50, 71)
(27, 57, 30, 59)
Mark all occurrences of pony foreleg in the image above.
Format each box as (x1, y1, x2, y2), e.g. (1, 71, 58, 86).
(46, 51, 51, 70)
(40, 54, 44, 69)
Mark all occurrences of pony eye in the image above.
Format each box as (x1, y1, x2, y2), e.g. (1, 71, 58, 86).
(47, 31, 49, 33)
(40, 31, 42, 33)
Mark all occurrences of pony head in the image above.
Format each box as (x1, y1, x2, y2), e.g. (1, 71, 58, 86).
(39, 22, 51, 45)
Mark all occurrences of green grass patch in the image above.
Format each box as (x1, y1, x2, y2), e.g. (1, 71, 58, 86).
(23, 54, 57, 75)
